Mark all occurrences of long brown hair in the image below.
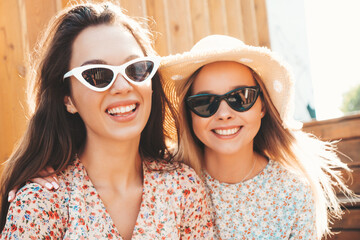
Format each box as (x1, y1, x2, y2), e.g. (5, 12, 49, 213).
(175, 63, 354, 238)
(0, 2, 178, 230)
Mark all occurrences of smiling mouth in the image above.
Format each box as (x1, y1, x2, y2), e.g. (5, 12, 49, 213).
(212, 127, 241, 136)
(106, 103, 137, 116)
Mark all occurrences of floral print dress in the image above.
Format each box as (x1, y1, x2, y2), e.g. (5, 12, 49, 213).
(0, 158, 214, 239)
(204, 159, 316, 240)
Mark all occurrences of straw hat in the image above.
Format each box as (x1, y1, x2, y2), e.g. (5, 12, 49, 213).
(160, 34, 302, 130)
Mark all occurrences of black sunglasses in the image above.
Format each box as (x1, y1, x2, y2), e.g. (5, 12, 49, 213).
(186, 86, 261, 118)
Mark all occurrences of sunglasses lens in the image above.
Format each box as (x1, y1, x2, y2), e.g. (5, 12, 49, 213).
(188, 95, 218, 117)
(187, 87, 259, 117)
(81, 68, 114, 88)
(125, 60, 155, 82)
(227, 88, 259, 111)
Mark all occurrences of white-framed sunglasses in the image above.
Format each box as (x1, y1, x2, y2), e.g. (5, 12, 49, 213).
(63, 56, 160, 92)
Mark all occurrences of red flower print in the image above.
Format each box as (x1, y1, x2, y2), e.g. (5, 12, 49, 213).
(1, 159, 215, 239)
(183, 189, 190, 197)
(11, 224, 17, 232)
(79, 218, 85, 225)
(48, 211, 55, 219)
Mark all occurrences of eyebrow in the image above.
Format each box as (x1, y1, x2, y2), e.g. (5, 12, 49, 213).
(80, 55, 142, 66)
(81, 59, 107, 66)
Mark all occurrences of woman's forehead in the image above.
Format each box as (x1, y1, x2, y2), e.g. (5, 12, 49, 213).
(70, 25, 143, 67)
(192, 61, 256, 93)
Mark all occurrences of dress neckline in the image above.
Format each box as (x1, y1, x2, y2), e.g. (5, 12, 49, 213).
(74, 157, 146, 240)
(203, 159, 273, 187)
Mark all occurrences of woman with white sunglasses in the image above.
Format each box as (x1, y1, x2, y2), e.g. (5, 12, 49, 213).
(0, 2, 214, 239)
(160, 35, 354, 239)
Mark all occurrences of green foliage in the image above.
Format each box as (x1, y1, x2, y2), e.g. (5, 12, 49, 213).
(341, 84, 360, 113)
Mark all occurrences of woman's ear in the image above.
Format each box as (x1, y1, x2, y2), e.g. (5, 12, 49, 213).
(260, 99, 266, 118)
(64, 96, 77, 114)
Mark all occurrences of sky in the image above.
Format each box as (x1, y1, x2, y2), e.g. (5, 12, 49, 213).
(304, 0, 360, 120)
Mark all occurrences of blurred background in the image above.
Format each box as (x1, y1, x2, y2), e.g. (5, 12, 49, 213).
(267, 0, 360, 122)
(1, 0, 359, 238)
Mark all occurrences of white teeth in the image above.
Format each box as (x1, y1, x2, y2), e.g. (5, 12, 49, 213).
(214, 127, 240, 136)
(107, 104, 136, 115)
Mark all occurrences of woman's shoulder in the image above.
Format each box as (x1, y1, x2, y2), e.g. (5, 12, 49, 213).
(55, 157, 87, 186)
(144, 160, 204, 188)
(269, 160, 313, 197)
(12, 181, 69, 211)
(13, 183, 53, 202)
(10, 160, 79, 212)
(145, 160, 200, 178)
(6, 182, 67, 226)
(2, 182, 68, 238)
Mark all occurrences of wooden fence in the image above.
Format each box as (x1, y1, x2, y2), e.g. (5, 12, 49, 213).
(0, 0, 270, 169)
(303, 113, 360, 239)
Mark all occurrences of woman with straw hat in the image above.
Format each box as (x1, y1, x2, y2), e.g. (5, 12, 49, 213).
(160, 34, 354, 239)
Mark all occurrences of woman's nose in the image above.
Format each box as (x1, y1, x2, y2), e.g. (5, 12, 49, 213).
(109, 73, 133, 94)
(215, 100, 234, 120)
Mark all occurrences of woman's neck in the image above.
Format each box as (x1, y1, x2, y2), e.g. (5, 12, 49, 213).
(204, 146, 264, 184)
(80, 134, 143, 191)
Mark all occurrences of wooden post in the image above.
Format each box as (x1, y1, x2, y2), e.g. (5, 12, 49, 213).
(146, 0, 169, 56)
(189, 0, 211, 43)
(254, 0, 270, 48)
(0, 0, 28, 172)
(240, 0, 259, 46)
(164, 0, 193, 54)
(208, 0, 228, 35)
(24, 0, 61, 51)
(224, 0, 245, 40)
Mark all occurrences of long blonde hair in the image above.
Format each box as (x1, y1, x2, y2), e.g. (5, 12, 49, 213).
(173, 65, 354, 239)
